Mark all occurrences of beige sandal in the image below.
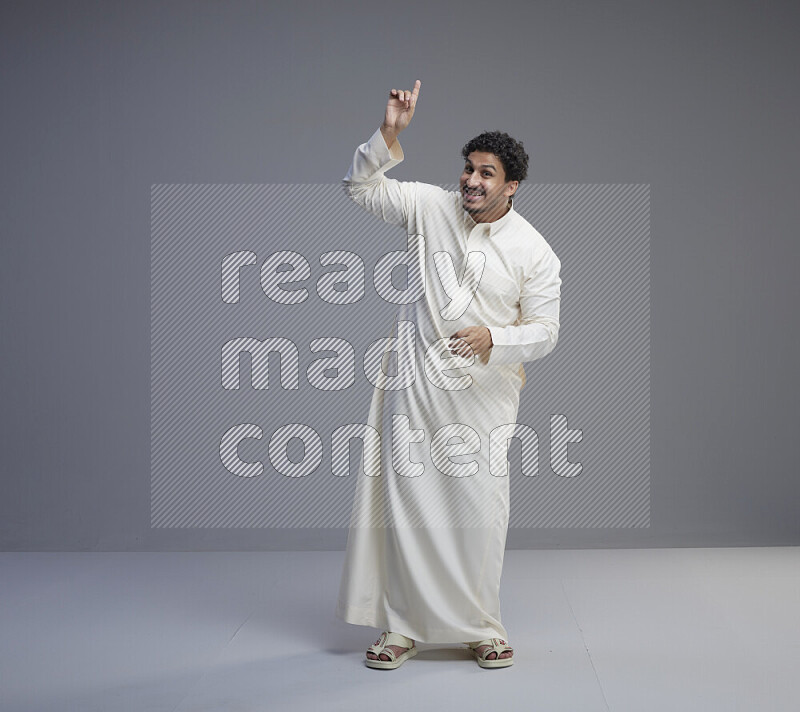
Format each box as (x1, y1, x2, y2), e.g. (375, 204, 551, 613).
(365, 631, 418, 669)
(467, 638, 514, 668)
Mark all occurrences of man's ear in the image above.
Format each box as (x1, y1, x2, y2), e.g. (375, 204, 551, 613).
(506, 180, 519, 197)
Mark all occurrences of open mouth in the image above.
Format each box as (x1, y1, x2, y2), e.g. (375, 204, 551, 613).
(463, 189, 484, 203)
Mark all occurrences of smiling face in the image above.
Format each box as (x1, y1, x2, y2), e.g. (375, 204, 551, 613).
(459, 151, 519, 223)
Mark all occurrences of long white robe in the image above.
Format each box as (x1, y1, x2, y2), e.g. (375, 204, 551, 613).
(335, 128, 562, 644)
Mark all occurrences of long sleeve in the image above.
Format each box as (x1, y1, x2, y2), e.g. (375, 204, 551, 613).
(485, 248, 561, 366)
(342, 128, 418, 229)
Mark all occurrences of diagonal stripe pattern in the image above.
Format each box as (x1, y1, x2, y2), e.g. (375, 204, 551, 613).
(151, 183, 649, 528)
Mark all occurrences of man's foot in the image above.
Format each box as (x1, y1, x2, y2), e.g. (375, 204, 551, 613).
(466, 638, 514, 668)
(473, 640, 513, 660)
(366, 631, 413, 662)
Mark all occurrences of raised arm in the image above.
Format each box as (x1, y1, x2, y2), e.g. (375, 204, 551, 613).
(343, 80, 422, 228)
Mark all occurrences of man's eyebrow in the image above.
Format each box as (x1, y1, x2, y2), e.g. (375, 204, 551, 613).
(464, 159, 497, 170)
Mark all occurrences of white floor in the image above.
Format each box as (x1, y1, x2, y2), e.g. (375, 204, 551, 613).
(0, 547, 797, 712)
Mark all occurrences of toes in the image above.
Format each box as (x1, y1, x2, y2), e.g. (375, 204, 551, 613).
(367, 644, 409, 663)
(474, 644, 513, 660)
(476, 645, 497, 659)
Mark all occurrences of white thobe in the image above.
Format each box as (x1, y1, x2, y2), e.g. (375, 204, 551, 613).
(335, 128, 561, 644)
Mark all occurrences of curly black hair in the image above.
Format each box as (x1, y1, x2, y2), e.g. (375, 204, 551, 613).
(461, 131, 529, 183)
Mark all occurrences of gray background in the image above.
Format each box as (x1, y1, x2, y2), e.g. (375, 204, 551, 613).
(1, 0, 797, 550)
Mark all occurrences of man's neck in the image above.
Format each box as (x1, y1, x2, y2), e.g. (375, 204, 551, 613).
(468, 202, 512, 224)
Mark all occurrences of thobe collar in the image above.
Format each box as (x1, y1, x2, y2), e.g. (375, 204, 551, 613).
(462, 197, 516, 237)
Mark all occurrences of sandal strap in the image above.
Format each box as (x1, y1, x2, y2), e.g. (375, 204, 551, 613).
(367, 631, 388, 654)
(468, 637, 513, 658)
(384, 631, 414, 648)
(376, 646, 397, 661)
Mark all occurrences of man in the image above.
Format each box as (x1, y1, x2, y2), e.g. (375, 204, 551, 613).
(335, 79, 562, 669)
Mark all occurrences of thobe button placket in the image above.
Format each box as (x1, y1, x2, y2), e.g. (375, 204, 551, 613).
(463, 224, 485, 276)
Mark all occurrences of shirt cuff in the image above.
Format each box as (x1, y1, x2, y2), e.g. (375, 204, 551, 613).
(485, 325, 523, 366)
(483, 326, 503, 366)
(370, 128, 405, 169)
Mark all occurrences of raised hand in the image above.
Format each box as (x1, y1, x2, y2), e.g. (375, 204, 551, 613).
(382, 80, 421, 141)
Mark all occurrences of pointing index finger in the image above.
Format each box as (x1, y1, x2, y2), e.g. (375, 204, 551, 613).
(410, 79, 421, 104)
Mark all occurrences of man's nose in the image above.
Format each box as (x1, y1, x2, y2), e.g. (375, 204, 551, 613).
(466, 173, 480, 186)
